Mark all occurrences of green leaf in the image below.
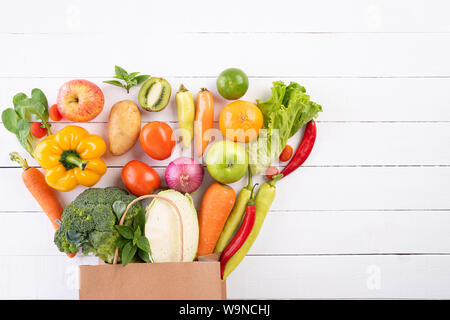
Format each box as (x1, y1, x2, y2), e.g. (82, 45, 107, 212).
(136, 236, 150, 253)
(103, 80, 125, 88)
(115, 225, 134, 240)
(31, 88, 48, 109)
(27, 100, 47, 120)
(115, 65, 128, 80)
(128, 72, 140, 78)
(115, 237, 129, 250)
(112, 200, 126, 221)
(12, 93, 27, 109)
(2, 108, 20, 134)
(121, 241, 137, 266)
(133, 226, 141, 245)
(134, 74, 150, 85)
(133, 210, 146, 232)
(138, 248, 150, 263)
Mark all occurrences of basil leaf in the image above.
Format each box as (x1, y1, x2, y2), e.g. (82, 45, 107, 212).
(121, 242, 137, 266)
(112, 200, 126, 221)
(136, 236, 150, 253)
(134, 74, 150, 85)
(114, 225, 134, 240)
(115, 65, 128, 80)
(128, 72, 140, 78)
(2, 108, 20, 134)
(138, 248, 150, 263)
(103, 80, 124, 88)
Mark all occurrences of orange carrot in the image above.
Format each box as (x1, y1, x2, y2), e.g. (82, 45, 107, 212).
(10, 152, 76, 258)
(194, 88, 214, 157)
(197, 182, 236, 257)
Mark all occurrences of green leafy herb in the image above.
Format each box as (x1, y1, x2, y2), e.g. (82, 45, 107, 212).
(115, 225, 134, 240)
(104, 65, 150, 93)
(115, 210, 151, 266)
(1, 88, 51, 157)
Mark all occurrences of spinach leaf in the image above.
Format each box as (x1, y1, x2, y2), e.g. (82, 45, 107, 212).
(1, 108, 20, 134)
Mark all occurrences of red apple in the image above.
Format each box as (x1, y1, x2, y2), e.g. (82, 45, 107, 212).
(57, 79, 104, 122)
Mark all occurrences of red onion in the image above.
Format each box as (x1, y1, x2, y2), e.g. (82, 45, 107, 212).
(165, 157, 204, 193)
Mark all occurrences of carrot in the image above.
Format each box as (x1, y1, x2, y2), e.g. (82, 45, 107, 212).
(197, 182, 236, 257)
(194, 88, 214, 157)
(10, 152, 76, 258)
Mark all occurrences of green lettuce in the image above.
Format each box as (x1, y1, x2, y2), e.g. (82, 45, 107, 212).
(248, 81, 322, 175)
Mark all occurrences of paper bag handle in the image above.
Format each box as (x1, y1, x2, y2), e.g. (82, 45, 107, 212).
(113, 194, 184, 265)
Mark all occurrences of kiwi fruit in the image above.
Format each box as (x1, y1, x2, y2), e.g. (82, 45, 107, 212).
(138, 77, 171, 112)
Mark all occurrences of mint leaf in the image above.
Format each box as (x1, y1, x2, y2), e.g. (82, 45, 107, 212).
(115, 65, 128, 79)
(138, 248, 150, 263)
(115, 225, 134, 240)
(136, 236, 150, 253)
(134, 74, 150, 85)
(115, 237, 129, 250)
(121, 242, 137, 266)
(103, 80, 125, 88)
(133, 226, 141, 245)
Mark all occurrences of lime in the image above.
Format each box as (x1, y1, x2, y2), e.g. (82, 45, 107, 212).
(216, 68, 249, 100)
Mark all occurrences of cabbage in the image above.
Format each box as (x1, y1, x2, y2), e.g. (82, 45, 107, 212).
(248, 81, 322, 175)
(144, 190, 199, 262)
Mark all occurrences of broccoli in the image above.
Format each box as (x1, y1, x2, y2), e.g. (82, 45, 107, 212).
(54, 187, 144, 263)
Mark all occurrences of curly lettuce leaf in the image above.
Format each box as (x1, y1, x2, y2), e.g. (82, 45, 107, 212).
(248, 81, 322, 175)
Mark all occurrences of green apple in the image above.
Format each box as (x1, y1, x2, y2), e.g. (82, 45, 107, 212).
(206, 140, 248, 184)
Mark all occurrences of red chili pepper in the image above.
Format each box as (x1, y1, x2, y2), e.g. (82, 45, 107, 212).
(281, 120, 317, 178)
(219, 184, 258, 280)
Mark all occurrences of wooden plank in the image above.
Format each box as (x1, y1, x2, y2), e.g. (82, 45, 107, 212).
(2, 77, 450, 122)
(1, 166, 449, 212)
(1, 210, 449, 256)
(2, 254, 450, 299)
(1, 0, 449, 33)
(227, 255, 450, 299)
(1, 33, 450, 77)
(2, 122, 450, 167)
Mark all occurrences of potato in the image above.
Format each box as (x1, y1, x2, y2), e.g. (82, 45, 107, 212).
(108, 100, 141, 156)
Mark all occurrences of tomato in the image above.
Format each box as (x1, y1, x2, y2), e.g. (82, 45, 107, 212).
(216, 68, 249, 100)
(265, 166, 279, 180)
(139, 121, 175, 160)
(49, 104, 63, 121)
(122, 160, 161, 196)
(279, 144, 293, 162)
(219, 100, 263, 143)
(30, 122, 47, 138)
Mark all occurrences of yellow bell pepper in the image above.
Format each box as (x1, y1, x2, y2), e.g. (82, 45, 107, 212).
(34, 125, 107, 192)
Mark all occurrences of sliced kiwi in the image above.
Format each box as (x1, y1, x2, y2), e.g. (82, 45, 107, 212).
(138, 77, 172, 112)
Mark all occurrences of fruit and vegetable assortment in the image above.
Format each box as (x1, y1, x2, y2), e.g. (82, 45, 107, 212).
(2, 66, 322, 280)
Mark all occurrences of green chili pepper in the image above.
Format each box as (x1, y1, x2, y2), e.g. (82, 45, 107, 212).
(214, 166, 253, 253)
(221, 174, 282, 280)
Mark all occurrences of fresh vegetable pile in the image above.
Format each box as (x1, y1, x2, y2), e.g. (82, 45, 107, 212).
(2, 66, 322, 280)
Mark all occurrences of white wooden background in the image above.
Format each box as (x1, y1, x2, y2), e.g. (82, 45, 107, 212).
(1, 0, 450, 299)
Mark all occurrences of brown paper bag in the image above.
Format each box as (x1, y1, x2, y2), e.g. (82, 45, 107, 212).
(79, 194, 226, 300)
(79, 253, 226, 300)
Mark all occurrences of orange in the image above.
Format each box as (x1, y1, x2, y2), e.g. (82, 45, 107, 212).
(219, 100, 263, 143)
